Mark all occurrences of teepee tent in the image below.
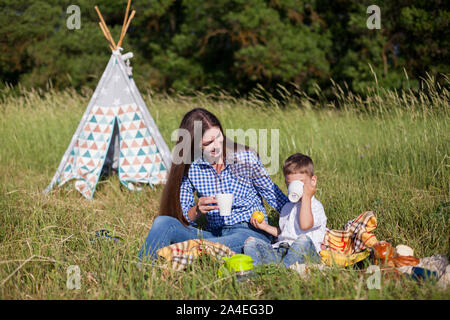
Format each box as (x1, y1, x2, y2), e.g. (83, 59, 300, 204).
(44, 2, 171, 199)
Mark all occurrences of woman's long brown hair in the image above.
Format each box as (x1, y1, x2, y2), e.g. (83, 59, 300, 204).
(158, 108, 251, 225)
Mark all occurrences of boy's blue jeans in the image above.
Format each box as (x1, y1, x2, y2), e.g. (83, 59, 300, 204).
(138, 215, 272, 260)
(243, 234, 320, 268)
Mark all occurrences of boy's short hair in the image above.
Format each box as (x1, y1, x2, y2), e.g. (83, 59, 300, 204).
(283, 153, 314, 177)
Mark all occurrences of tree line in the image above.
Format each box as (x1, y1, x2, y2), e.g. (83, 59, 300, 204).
(1, 0, 448, 97)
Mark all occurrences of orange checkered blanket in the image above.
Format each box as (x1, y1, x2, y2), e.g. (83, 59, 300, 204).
(322, 211, 378, 254)
(157, 239, 235, 271)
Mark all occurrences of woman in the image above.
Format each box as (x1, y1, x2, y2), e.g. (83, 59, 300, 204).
(139, 108, 288, 260)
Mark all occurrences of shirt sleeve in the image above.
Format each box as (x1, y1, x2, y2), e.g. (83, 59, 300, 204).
(311, 199, 326, 229)
(180, 174, 196, 225)
(248, 152, 289, 213)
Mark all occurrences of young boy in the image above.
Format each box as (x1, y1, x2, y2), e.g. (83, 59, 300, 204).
(244, 153, 327, 267)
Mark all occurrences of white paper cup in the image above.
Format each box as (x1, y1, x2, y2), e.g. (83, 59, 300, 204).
(288, 180, 304, 203)
(215, 193, 233, 216)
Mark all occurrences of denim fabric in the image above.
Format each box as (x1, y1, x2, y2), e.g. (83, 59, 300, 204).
(243, 234, 320, 268)
(139, 215, 272, 260)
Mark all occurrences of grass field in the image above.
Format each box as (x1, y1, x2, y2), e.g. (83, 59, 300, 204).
(0, 80, 449, 299)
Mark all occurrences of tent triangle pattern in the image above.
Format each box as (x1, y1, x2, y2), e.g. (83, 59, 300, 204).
(57, 105, 116, 199)
(118, 104, 168, 186)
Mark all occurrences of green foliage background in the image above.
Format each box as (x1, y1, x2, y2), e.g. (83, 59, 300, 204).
(1, 0, 449, 95)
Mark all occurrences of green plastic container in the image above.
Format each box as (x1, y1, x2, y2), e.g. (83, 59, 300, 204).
(218, 254, 255, 280)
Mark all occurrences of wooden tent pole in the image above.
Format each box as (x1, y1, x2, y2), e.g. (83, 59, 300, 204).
(95, 6, 117, 49)
(118, 0, 132, 48)
(117, 10, 135, 48)
(98, 22, 115, 51)
(99, 20, 114, 47)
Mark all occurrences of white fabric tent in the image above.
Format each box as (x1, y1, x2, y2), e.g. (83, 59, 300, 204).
(44, 49, 172, 198)
(44, 2, 172, 198)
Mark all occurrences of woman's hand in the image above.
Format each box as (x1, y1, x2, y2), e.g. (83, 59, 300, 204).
(196, 196, 219, 214)
(188, 196, 219, 222)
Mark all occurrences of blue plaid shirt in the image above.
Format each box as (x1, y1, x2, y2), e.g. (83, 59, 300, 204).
(180, 150, 289, 230)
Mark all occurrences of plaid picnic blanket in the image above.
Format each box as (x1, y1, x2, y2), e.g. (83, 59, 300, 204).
(157, 239, 235, 271)
(322, 211, 378, 255)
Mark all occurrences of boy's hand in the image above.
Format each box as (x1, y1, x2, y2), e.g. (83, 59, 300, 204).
(250, 217, 268, 231)
(302, 176, 317, 200)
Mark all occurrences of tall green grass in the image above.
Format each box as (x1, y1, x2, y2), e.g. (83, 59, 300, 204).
(0, 78, 449, 299)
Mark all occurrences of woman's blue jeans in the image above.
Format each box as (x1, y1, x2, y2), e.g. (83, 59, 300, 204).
(138, 215, 272, 260)
(243, 234, 320, 268)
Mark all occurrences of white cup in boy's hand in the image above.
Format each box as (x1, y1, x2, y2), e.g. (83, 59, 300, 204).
(288, 180, 304, 203)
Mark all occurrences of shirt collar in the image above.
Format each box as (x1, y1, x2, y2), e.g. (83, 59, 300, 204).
(193, 152, 236, 169)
